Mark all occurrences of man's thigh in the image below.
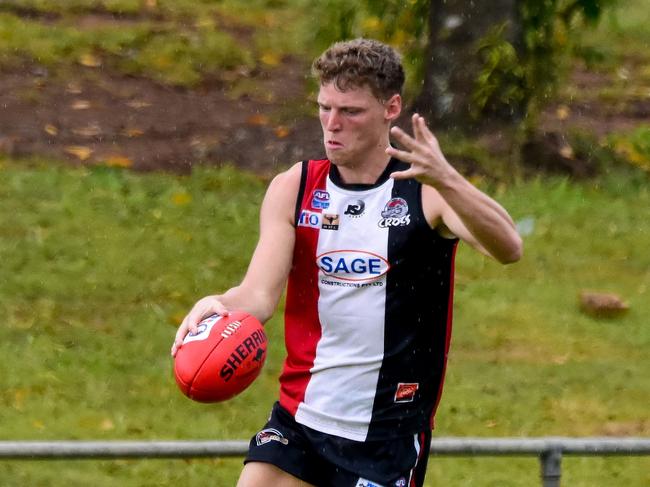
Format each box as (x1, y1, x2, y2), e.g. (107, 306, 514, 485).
(236, 461, 316, 487)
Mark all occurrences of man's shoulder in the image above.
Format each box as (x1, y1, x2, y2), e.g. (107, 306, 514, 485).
(273, 158, 331, 187)
(265, 162, 304, 203)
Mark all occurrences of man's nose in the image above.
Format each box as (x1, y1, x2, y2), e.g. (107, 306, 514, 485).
(326, 109, 342, 131)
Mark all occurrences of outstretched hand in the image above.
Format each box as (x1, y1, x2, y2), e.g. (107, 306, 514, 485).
(386, 114, 455, 186)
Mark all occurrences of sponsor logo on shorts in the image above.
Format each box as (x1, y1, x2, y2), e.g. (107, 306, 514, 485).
(311, 190, 330, 209)
(255, 428, 289, 446)
(182, 314, 221, 344)
(298, 209, 321, 228)
(321, 213, 339, 230)
(378, 197, 410, 228)
(316, 250, 390, 282)
(355, 478, 385, 487)
(394, 382, 419, 403)
(394, 478, 407, 487)
(344, 199, 365, 217)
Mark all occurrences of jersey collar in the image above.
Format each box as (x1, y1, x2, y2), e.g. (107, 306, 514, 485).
(328, 157, 402, 191)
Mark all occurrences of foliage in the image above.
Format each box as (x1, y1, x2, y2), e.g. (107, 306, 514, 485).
(301, 0, 618, 120)
(517, 0, 618, 116)
(297, 0, 430, 97)
(609, 125, 650, 173)
(462, 0, 619, 120)
(471, 22, 527, 120)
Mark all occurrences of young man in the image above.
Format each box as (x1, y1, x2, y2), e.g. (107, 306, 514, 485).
(172, 39, 522, 487)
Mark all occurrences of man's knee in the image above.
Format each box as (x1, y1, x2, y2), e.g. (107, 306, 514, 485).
(236, 461, 315, 487)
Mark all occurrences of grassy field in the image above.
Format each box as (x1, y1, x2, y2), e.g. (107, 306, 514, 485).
(1, 157, 648, 486)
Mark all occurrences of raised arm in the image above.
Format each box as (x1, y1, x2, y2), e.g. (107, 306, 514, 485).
(171, 163, 301, 356)
(386, 114, 522, 264)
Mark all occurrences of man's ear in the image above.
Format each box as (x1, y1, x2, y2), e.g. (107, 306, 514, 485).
(384, 94, 402, 121)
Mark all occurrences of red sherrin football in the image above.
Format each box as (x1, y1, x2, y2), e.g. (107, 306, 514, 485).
(174, 311, 267, 403)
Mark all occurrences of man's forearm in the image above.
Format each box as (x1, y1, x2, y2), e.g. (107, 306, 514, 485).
(435, 169, 522, 263)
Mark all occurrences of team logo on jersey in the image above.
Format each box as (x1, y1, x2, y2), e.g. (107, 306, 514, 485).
(394, 382, 419, 403)
(182, 314, 221, 344)
(317, 250, 390, 282)
(298, 209, 321, 228)
(321, 213, 339, 230)
(255, 428, 289, 446)
(378, 197, 411, 228)
(344, 199, 365, 217)
(355, 478, 385, 487)
(311, 190, 330, 209)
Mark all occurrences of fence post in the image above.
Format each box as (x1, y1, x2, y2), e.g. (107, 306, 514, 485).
(540, 448, 562, 487)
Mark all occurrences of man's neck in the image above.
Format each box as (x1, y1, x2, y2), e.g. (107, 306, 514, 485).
(334, 145, 392, 185)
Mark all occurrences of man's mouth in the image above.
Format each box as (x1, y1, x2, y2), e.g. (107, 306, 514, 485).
(326, 140, 343, 149)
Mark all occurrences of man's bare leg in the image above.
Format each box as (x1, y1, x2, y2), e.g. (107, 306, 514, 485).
(236, 462, 316, 487)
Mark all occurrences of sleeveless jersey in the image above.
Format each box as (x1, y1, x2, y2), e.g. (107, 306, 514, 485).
(279, 158, 458, 442)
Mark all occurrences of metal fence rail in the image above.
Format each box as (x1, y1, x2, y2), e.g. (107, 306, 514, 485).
(1, 437, 649, 487)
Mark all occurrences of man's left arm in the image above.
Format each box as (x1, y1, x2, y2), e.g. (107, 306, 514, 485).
(387, 114, 523, 264)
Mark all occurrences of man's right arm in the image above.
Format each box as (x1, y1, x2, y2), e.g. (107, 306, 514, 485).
(171, 163, 301, 356)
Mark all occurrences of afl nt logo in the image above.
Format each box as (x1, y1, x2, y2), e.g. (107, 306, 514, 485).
(311, 190, 330, 209)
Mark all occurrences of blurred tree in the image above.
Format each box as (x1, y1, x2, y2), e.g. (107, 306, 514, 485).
(413, 0, 524, 129)
(310, 0, 616, 130)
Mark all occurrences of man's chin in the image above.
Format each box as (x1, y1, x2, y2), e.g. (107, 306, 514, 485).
(325, 148, 348, 166)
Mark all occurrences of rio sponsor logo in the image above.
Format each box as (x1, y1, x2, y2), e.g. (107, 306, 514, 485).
(255, 428, 289, 446)
(311, 189, 330, 209)
(378, 197, 410, 228)
(316, 250, 389, 282)
(182, 314, 221, 344)
(219, 328, 267, 382)
(394, 382, 419, 403)
(298, 209, 321, 229)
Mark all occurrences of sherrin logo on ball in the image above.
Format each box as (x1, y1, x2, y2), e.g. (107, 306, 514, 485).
(174, 311, 267, 403)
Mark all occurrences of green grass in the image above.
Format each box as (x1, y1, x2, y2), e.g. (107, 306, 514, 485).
(0, 0, 309, 86)
(580, 0, 650, 60)
(0, 11, 254, 86)
(0, 158, 648, 486)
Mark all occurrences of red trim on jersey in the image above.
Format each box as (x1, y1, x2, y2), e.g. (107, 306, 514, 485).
(430, 240, 459, 429)
(279, 159, 330, 415)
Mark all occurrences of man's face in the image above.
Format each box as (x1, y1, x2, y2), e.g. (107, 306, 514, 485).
(317, 82, 400, 167)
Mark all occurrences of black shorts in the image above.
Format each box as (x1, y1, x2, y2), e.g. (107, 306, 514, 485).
(244, 402, 431, 487)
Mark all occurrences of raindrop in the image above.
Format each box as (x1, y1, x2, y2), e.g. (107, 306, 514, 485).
(516, 216, 535, 237)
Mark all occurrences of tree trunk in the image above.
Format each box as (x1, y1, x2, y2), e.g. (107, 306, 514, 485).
(414, 0, 523, 130)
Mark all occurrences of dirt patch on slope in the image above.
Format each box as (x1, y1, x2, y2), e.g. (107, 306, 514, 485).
(1, 56, 647, 177)
(0, 59, 323, 175)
